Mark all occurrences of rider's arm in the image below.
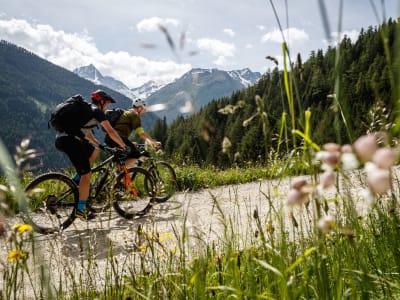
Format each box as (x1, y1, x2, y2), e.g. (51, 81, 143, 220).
(101, 120, 127, 149)
(85, 131, 100, 146)
(137, 128, 161, 148)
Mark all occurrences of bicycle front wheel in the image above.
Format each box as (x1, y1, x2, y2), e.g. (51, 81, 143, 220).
(146, 161, 177, 203)
(23, 173, 78, 234)
(113, 167, 155, 219)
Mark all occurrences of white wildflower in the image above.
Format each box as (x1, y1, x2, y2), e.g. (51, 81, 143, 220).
(341, 152, 360, 170)
(318, 215, 336, 233)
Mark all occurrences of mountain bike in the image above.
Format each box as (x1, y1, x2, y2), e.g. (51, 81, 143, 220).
(22, 145, 155, 234)
(136, 143, 178, 202)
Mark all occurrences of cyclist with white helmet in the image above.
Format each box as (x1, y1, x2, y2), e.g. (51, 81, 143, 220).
(104, 98, 161, 167)
(55, 90, 128, 220)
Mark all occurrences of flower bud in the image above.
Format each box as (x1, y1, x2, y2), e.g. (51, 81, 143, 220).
(323, 143, 341, 152)
(367, 169, 390, 194)
(222, 137, 232, 154)
(318, 215, 336, 233)
(291, 176, 308, 190)
(320, 151, 340, 168)
(354, 134, 378, 162)
(341, 144, 353, 153)
(372, 147, 397, 169)
(320, 171, 336, 189)
(286, 189, 309, 206)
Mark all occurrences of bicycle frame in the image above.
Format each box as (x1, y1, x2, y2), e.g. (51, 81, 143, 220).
(90, 154, 115, 199)
(89, 148, 142, 210)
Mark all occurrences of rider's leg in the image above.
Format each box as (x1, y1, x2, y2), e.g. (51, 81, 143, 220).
(124, 139, 142, 168)
(73, 147, 98, 185)
(125, 158, 138, 168)
(77, 145, 98, 211)
(89, 147, 99, 164)
(55, 136, 96, 219)
(78, 171, 91, 210)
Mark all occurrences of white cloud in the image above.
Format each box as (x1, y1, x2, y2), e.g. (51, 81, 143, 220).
(261, 27, 309, 44)
(0, 18, 190, 88)
(213, 56, 228, 66)
(223, 28, 235, 37)
(331, 30, 360, 43)
(136, 17, 179, 33)
(321, 30, 360, 47)
(196, 38, 235, 66)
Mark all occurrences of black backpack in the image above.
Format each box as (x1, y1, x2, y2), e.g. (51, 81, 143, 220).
(105, 108, 124, 127)
(49, 94, 94, 135)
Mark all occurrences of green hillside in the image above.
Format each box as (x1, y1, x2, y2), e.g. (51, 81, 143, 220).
(0, 40, 158, 171)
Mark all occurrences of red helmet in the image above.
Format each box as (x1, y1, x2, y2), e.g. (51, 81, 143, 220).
(91, 90, 116, 103)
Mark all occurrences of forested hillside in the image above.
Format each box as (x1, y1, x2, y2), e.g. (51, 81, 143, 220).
(154, 19, 397, 168)
(0, 40, 158, 170)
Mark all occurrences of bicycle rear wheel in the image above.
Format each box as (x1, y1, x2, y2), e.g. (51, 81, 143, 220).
(23, 173, 78, 234)
(113, 167, 155, 219)
(146, 161, 177, 203)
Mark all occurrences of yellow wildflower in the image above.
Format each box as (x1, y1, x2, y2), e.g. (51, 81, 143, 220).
(138, 245, 147, 253)
(8, 249, 26, 262)
(12, 223, 33, 233)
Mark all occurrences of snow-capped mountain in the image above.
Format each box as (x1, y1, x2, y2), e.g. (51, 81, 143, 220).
(73, 64, 141, 100)
(227, 68, 261, 87)
(146, 68, 262, 123)
(130, 80, 164, 100)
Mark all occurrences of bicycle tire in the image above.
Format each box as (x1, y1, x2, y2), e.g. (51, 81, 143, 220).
(146, 161, 177, 203)
(23, 172, 78, 234)
(113, 167, 155, 219)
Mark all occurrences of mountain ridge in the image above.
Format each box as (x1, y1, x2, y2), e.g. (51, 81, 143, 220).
(73, 64, 165, 100)
(74, 64, 261, 123)
(146, 67, 261, 123)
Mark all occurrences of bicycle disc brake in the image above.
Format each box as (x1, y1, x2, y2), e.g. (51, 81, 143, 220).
(46, 194, 61, 217)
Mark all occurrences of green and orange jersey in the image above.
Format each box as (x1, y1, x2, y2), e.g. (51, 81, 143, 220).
(113, 109, 144, 138)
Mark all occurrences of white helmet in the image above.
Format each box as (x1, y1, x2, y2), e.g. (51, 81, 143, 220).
(132, 98, 147, 108)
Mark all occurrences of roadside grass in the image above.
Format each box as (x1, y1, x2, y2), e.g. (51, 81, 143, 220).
(2, 135, 400, 299)
(175, 151, 310, 192)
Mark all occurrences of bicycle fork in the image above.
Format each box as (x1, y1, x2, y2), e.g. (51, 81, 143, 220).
(120, 166, 138, 196)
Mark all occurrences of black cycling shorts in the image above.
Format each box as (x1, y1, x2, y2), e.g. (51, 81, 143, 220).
(55, 135, 95, 175)
(104, 135, 142, 159)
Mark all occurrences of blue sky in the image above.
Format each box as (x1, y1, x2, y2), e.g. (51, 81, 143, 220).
(0, 0, 398, 88)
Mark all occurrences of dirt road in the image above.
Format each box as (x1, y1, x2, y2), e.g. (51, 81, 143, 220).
(0, 171, 371, 298)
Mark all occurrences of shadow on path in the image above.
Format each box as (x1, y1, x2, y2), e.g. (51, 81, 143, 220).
(58, 200, 184, 260)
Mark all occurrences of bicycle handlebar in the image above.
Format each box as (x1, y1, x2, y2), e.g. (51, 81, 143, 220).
(99, 144, 129, 160)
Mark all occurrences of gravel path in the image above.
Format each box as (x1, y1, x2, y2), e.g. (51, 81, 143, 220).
(0, 169, 386, 299)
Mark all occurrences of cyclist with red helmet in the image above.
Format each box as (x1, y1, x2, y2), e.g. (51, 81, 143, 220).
(104, 98, 161, 167)
(55, 90, 128, 220)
